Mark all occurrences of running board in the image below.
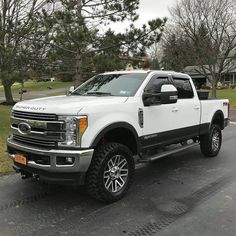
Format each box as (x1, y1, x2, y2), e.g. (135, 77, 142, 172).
(139, 143, 199, 163)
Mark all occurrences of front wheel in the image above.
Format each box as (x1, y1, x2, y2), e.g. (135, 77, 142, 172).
(200, 124, 222, 158)
(85, 143, 135, 202)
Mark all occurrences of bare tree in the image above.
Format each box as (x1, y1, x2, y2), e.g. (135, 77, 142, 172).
(170, 0, 236, 97)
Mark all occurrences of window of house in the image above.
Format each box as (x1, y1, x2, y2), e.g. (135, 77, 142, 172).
(224, 74, 230, 84)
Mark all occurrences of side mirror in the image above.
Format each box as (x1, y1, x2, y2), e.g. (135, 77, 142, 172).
(142, 92, 158, 106)
(160, 84, 178, 104)
(68, 86, 75, 95)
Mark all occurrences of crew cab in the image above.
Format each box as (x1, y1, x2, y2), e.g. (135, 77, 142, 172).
(7, 71, 230, 202)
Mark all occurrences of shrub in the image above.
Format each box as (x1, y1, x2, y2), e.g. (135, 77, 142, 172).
(201, 85, 211, 90)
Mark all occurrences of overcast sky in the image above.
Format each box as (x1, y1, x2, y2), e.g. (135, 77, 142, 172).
(107, 0, 176, 32)
(137, 0, 175, 24)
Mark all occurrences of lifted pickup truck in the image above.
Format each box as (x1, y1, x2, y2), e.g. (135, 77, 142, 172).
(7, 71, 230, 202)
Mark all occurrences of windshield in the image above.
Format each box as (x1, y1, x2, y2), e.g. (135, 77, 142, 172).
(72, 73, 147, 97)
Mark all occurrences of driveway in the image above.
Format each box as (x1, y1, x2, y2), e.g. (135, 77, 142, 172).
(0, 124, 236, 235)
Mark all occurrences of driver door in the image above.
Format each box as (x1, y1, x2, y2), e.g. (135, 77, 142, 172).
(141, 75, 180, 149)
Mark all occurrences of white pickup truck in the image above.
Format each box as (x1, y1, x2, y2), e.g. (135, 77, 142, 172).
(7, 71, 230, 202)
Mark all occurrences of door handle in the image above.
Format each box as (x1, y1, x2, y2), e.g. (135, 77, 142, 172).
(194, 106, 200, 110)
(172, 108, 179, 112)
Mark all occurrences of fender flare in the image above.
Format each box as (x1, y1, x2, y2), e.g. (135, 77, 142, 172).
(91, 122, 141, 153)
(210, 110, 224, 130)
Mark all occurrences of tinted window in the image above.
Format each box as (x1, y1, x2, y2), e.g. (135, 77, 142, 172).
(72, 73, 147, 97)
(144, 77, 170, 103)
(173, 78, 194, 99)
(145, 77, 169, 93)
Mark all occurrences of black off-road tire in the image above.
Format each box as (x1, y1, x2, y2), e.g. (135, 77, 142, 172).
(85, 142, 135, 203)
(200, 124, 222, 158)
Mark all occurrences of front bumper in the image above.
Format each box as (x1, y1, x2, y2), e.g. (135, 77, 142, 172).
(7, 138, 94, 183)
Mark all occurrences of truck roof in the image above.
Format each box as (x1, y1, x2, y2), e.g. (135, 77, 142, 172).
(101, 70, 190, 78)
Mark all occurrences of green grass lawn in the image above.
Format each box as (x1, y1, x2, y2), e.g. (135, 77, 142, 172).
(0, 105, 13, 174)
(0, 81, 74, 92)
(214, 89, 236, 109)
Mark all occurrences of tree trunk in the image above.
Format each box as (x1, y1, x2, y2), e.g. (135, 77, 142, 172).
(3, 84, 14, 104)
(74, 0, 83, 86)
(211, 79, 217, 98)
(75, 52, 82, 86)
(20, 82, 24, 101)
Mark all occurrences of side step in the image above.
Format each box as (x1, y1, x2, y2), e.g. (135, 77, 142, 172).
(139, 142, 199, 163)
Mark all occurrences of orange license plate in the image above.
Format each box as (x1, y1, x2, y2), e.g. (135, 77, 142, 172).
(15, 154, 27, 165)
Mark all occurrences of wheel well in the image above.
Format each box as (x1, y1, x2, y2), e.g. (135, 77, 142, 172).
(97, 127, 138, 155)
(212, 111, 224, 130)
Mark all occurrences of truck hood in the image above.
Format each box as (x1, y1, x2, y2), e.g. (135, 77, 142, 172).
(13, 95, 128, 115)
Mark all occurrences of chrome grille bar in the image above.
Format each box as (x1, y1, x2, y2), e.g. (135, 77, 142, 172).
(12, 110, 57, 121)
(11, 117, 65, 130)
(13, 134, 57, 148)
(11, 126, 65, 141)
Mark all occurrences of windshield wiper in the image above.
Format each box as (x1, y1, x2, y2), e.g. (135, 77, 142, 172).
(86, 92, 113, 96)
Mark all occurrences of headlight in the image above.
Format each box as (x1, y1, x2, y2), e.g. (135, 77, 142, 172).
(58, 116, 88, 147)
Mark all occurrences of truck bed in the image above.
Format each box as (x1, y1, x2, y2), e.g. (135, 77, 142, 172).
(200, 98, 229, 125)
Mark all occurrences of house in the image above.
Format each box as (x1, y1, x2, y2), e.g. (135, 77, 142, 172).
(186, 72, 207, 89)
(184, 58, 236, 87)
(221, 69, 236, 85)
(183, 66, 208, 89)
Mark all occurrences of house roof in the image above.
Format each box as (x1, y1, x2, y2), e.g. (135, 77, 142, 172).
(184, 57, 236, 74)
(183, 65, 211, 74)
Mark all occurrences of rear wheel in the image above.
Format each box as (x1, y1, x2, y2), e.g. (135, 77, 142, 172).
(85, 142, 135, 202)
(200, 124, 222, 157)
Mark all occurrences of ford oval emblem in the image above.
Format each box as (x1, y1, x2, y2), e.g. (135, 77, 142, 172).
(18, 123, 31, 135)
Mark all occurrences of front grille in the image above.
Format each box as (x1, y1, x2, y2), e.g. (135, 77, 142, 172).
(12, 110, 57, 121)
(13, 134, 57, 148)
(11, 111, 64, 149)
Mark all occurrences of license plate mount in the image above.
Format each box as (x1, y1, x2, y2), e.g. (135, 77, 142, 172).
(14, 154, 27, 165)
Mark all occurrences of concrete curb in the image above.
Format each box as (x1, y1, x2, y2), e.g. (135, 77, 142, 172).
(230, 121, 236, 125)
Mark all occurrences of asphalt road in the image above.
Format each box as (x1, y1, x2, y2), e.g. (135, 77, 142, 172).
(230, 109, 236, 121)
(0, 124, 236, 236)
(0, 88, 68, 102)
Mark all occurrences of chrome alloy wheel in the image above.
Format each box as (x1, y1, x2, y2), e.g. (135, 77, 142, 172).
(212, 129, 220, 152)
(103, 155, 129, 193)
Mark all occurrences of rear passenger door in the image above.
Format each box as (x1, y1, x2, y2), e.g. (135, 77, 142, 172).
(171, 76, 201, 139)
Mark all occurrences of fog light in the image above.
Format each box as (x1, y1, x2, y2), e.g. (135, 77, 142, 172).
(56, 156, 75, 165)
(66, 157, 74, 164)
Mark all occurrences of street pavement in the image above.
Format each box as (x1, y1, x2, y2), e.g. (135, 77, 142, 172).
(0, 88, 68, 102)
(0, 124, 236, 236)
(230, 109, 236, 122)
